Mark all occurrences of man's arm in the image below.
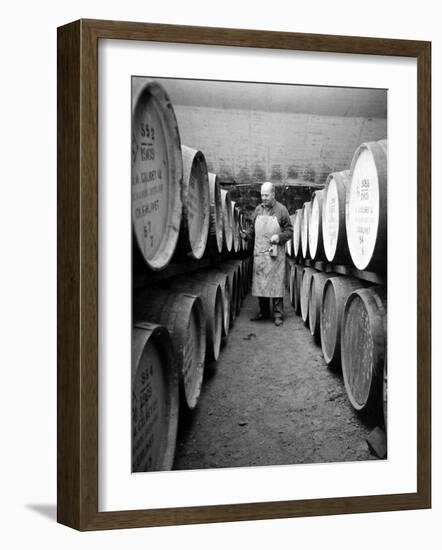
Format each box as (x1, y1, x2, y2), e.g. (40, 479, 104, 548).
(276, 205, 293, 245)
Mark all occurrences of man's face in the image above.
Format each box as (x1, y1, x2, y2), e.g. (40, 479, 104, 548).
(261, 189, 273, 207)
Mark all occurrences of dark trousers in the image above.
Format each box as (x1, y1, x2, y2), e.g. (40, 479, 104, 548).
(258, 297, 283, 320)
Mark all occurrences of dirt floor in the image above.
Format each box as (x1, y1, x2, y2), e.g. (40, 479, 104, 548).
(174, 288, 382, 471)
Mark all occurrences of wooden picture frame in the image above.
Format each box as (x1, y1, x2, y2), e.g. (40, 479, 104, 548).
(57, 19, 431, 531)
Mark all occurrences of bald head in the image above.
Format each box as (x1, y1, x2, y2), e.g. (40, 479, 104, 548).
(261, 181, 275, 207)
(261, 181, 274, 194)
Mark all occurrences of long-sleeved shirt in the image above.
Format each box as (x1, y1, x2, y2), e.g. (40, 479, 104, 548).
(244, 199, 293, 245)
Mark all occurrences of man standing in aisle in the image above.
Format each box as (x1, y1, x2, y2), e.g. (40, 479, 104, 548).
(240, 181, 293, 326)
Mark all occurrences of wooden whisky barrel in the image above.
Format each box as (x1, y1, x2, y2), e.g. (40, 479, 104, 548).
(308, 272, 338, 340)
(285, 258, 291, 291)
(169, 278, 224, 363)
(133, 288, 206, 410)
(293, 264, 304, 315)
(176, 145, 211, 260)
(293, 209, 302, 259)
(225, 260, 242, 315)
(346, 140, 388, 272)
(301, 202, 311, 259)
(286, 238, 292, 257)
(320, 277, 367, 368)
(132, 322, 179, 472)
(213, 263, 238, 323)
(220, 189, 233, 252)
(192, 269, 231, 337)
(322, 170, 351, 264)
(132, 81, 183, 271)
(207, 173, 223, 254)
(231, 201, 240, 253)
(239, 214, 248, 252)
(308, 190, 326, 261)
(341, 286, 387, 412)
(300, 267, 317, 325)
(288, 261, 296, 307)
(286, 215, 296, 257)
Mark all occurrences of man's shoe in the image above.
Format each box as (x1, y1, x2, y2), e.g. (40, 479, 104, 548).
(274, 318, 283, 326)
(250, 313, 268, 321)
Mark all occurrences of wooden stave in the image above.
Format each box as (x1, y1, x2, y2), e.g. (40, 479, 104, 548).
(212, 264, 238, 324)
(220, 189, 233, 252)
(285, 259, 291, 291)
(301, 202, 311, 259)
(132, 322, 179, 472)
(176, 145, 211, 261)
(231, 201, 240, 253)
(133, 288, 206, 410)
(294, 264, 304, 315)
(132, 81, 183, 271)
(293, 209, 302, 259)
(341, 286, 387, 412)
(192, 269, 231, 337)
(168, 278, 224, 363)
(289, 262, 296, 307)
(207, 173, 224, 254)
(322, 170, 351, 264)
(300, 267, 317, 325)
(346, 140, 388, 272)
(319, 276, 367, 368)
(308, 272, 338, 340)
(308, 190, 326, 261)
(225, 259, 242, 315)
(286, 238, 292, 257)
(286, 214, 296, 257)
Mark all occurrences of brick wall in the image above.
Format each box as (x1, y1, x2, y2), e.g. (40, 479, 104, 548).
(173, 105, 387, 187)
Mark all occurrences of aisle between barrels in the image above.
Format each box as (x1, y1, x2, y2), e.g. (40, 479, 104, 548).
(174, 288, 380, 470)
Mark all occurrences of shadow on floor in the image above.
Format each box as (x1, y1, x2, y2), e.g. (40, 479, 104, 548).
(25, 504, 57, 522)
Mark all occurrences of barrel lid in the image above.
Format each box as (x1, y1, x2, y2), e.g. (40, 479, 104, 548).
(301, 201, 311, 258)
(132, 80, 183, 271)
(181, 146, 211, 259)
(347, 140, 387, 271)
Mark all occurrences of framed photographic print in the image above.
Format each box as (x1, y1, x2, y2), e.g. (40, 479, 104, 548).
(57, 19, 431, 530)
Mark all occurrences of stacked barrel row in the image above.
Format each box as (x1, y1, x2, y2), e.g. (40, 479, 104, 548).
(131, 81, 254, 471)
(286, 139, 388, 427)
(286, 139, 387, 274)
(132, 80, 252, 273)
(132, 258, 253, 472)
(287, 262, 387, 426)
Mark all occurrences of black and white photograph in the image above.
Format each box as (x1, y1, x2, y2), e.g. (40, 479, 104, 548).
(131, 76, 388, 473)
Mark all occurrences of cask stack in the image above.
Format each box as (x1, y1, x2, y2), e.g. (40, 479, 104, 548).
(131, 81, 254, 473)
(291, 139, 388, 422)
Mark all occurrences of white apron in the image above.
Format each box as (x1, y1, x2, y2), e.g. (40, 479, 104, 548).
(251, 213, 286, 298)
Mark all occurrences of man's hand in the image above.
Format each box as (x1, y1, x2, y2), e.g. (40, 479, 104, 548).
(270, 234, 279, 244)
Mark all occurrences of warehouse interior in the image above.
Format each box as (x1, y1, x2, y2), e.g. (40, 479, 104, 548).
(131, 76, 388, 473)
